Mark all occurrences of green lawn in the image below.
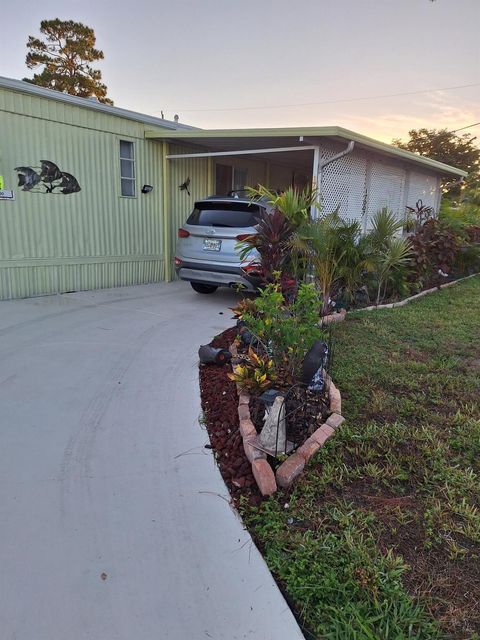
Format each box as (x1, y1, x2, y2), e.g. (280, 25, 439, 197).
(241, 276, 480, 640)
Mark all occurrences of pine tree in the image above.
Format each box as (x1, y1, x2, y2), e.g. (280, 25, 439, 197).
(24, 19, 113, 105)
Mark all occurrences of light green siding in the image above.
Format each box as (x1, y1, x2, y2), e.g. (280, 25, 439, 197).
(168, 143, 212, 276)
(0, 86, 166, 299)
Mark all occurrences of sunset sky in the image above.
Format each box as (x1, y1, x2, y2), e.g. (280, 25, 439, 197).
(2, 0, 479, 143)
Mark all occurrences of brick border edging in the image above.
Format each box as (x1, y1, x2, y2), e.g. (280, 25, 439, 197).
(321, 272, 480, 325)
(229, 341, 345, 496)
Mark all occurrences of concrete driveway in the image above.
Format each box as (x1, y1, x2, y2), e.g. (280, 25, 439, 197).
(0, 282, 304, 640)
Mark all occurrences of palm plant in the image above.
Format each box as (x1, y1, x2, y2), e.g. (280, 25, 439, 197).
(290, 210, 352, 316)
(366, 209, 413, 304)
(245, 185, 316, 227)
(368, 208, 404, 250)
(338, 233, 374, 305)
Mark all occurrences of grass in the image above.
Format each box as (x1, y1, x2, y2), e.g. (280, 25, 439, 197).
(240, 276, 480, 639)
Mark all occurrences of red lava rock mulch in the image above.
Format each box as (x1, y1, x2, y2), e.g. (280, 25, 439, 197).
(199, 327, 262, 506)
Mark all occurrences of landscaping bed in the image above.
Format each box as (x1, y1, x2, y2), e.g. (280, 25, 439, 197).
(199, 327, 262, 506)
(199, 277, 480, 639)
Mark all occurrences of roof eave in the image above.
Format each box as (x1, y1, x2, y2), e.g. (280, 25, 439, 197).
(0, 76, 198, 131)
(145, 126, 467, 178)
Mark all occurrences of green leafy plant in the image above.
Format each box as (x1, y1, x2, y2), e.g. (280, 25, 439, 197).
(366, 209, 413, 304)
(245, 184, 316, 227)
(239, 185, 319, 284)
(241, 281, 324, 378)
(227, 347, 276, 393)
(291, 210, 368, 315)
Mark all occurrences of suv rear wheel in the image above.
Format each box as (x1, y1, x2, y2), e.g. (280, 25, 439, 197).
(190, 282, 218, 294)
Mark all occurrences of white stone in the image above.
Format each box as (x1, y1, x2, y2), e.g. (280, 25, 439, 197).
(258, 396, 287, 455)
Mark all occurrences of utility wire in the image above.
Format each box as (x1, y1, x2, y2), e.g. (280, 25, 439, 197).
(451, 122, 480, 132)
(161, 82, 480, 113)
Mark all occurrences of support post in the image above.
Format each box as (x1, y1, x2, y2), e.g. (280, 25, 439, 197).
(162, 142, 172, 282)
(207, 157, 214, 194)
(312, 146, 320, 219)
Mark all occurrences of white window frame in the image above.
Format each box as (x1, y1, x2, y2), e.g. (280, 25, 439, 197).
(119, 140, 136, 197)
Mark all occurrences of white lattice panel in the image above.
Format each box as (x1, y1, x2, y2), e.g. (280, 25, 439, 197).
(406, 171, 438, 210)
(366, 161, 406, 229)
(319, 144, 367, 225)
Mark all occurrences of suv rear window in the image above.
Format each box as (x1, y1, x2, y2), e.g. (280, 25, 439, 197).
(187, 202, 262, 228)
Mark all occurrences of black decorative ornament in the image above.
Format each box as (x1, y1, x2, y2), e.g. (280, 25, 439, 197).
(198, 345, 232, 365)
(301, 340, 329, 392)
(14, 160, 81, 195)
(14, 166, 42, 191)
(179, 177, 190, 196)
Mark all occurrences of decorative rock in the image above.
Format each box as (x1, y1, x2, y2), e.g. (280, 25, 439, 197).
(252, 459, 277, 496)
(239, 418, 257, 439)
(321, 309, 347, 326)
(243, 438, 267, 462)
(326, 413, 345, 430)
(311, 424, 335, 446)
(330, 397, 342, 414)
(238, 392, 250, 406)
(276, 453, 305, 488)
(238, 404, 250, 421)
(329, 383, 342, 414)
(258, 395, 287, 455)
(296, 436, 321, 462)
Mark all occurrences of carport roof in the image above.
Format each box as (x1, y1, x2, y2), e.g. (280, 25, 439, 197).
(145, 125, 467, 178)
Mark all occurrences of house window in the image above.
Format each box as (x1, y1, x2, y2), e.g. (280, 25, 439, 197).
(120, 140, 136, 197)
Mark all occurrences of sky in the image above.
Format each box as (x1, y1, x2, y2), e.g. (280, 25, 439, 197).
(1, 0, 479, 144)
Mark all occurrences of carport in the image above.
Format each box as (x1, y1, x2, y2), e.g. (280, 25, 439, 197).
(146, 126, 466, 280)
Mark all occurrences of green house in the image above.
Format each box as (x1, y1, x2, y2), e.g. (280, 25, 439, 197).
(0, 76, 466, 300)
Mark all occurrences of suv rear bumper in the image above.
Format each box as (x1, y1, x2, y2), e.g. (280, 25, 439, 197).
(175, 260, 257, 291)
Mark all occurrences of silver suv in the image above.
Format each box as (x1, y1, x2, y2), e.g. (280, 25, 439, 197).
(175, 196, 268, 294)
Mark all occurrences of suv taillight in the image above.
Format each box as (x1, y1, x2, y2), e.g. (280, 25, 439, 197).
(178, 228, 190, 238)
(241, 262, 263, 275)
(236, 233, 253, 241)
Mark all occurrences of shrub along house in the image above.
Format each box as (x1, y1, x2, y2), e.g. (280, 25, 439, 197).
(0, 76, 467, 300)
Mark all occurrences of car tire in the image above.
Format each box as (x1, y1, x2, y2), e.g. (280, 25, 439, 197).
(190, 282, 218, 294)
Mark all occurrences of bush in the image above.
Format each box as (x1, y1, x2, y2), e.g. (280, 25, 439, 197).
(411, 218, 460, 286)
(241, 281, 324, 380)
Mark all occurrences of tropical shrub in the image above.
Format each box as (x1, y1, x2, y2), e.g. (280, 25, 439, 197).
(405, 199, 435, 233)
(290, 210, 365, 315)
(239, 185, 318, 286)
(227, 347, 276, 393)
(365, 209, 413, 304)
(241, 282, 324, 379)
(237, 208, 294, 284)
(411, 218, 460, 286)
(246, 184, 316, 227)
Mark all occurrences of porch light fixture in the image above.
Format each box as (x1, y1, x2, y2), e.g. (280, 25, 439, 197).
(141, 184, 153, 194)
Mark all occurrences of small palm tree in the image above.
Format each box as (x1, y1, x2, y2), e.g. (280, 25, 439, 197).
(246, 185, 316, 227)
(291, 210, 353, 315)
(366, 209, 413, 304)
